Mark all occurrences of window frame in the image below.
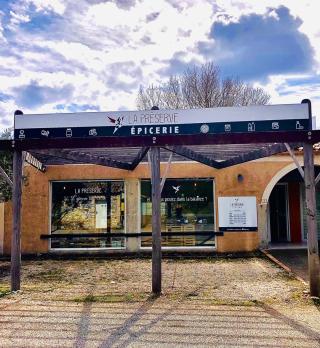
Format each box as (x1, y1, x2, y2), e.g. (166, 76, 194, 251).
(139, 177, 216, 250)
(49, 179, 126, 251)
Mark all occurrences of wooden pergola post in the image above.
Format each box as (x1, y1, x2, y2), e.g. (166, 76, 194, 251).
(303, 142, 320, 297)
(11, 149, 23, 291)
(149, 146, 161, 294)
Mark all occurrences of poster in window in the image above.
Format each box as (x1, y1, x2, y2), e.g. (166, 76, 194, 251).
(95, 199, 108, 229)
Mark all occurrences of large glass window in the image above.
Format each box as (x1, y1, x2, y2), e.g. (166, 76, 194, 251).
(51, 181, 125, 248)
(141, 179, 215, 247)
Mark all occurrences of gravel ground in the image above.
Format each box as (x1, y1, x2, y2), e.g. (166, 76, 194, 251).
(0, 257, 319, 347)
(0, 257, 308, 302)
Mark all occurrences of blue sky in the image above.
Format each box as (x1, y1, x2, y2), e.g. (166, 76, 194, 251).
(0, 0, 320, 129)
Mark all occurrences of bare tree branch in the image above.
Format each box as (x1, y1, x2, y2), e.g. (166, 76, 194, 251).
(137, 62, 270, 110)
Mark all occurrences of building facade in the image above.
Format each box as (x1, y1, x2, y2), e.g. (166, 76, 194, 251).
(0, 151, 319, 255)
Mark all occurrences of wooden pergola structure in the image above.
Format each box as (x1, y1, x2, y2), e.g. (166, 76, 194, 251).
(0, 100, 319, 297)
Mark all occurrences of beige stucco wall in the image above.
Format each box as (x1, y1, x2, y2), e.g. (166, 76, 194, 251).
(2, 154, 305, 255)
(3, 201, 12, 255)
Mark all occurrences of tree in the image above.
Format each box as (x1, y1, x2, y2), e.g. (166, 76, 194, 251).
(0, 128, 13, 202)
(137, 62, 270, 110)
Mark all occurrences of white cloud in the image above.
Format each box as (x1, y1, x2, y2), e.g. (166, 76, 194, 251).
(213, 0, 320, 69)
(0, 0, 320, 130)
(9, 10, 30, 25)
(26, 0, 66, 15)
(256, 74, 320, 128)
(0, 10, 7, 43)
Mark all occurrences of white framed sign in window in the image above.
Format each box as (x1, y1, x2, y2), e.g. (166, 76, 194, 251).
(218, 196, 257, 231)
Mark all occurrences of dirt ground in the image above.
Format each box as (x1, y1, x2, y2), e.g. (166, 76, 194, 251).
(0, 256, 319, 347)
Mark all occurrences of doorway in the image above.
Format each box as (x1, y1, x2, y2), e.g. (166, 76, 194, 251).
(269, 184, 289, 242)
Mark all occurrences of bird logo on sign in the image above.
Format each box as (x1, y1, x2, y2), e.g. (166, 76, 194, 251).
(172, 185, 180, 194)
(108, 116, 124, 134)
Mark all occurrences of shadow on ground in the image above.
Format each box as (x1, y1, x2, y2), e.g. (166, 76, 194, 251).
(0, 298, 319, 347)
(0, 257, 319, 347)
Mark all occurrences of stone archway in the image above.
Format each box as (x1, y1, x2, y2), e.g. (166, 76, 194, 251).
(259, 157, 320, 247)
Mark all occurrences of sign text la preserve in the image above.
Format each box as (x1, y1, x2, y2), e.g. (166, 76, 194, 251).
(127, 112, 178, 125)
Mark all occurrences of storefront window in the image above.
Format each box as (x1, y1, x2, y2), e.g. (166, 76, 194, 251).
(141, 179, 215, 247)
(51, 181, 125, 248)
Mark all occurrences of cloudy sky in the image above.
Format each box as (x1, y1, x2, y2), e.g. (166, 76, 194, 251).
(0, 0, 320, 130)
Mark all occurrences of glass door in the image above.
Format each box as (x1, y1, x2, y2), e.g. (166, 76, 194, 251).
(269, 184, 289, 242)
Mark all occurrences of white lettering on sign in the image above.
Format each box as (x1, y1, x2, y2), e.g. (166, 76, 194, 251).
(25, 152, 46, 172)
(74, 187, 102, 194)
(130, 126, 180, 135)
(146, 196, 207, 203)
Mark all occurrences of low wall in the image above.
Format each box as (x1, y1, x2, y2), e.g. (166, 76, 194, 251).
(216, 232, 260, 253)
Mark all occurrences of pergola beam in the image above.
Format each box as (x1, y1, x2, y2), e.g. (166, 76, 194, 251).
(130, 147, 150, 170)
(218, 143, 289, 169)
(160, 152, 173, 193)
(0, 165, 13, 187)
(164, 145, 222, 169)
(284, 143, 304, 179)
(12, 130, 320, 150)
(33, 149, 132, 170)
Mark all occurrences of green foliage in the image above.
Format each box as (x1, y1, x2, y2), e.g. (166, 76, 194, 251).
(0, 128, 13, 202)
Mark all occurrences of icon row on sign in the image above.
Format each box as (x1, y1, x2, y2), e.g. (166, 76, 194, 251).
(224, 122, 257, 132)
(16, 120, 307, 140)
(37, 128, 99, 138)
(224, 121, 304, 132)
(64, 128, 98, 137)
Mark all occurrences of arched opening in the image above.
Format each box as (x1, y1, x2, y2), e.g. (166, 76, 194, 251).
(267, 166, 320, 245)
